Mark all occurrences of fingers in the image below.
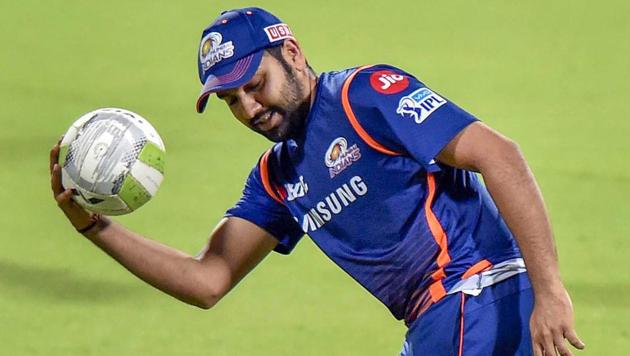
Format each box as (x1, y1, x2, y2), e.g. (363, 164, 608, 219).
(50, 137, 94, 229)
(533, 328, 585, 356)
(554, 333, 573, 356)
(532, 321, 553, 356)
(55, 188, 74, 206)
(565, 330, 585, 350)
(548, 329, 585, 356)
(51, 163, 65, 196)
(541, 333, 556, 356)
(49, 143, 60, 174)
(50, 135, 64, 174)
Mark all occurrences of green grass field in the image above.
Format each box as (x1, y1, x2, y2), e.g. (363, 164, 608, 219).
(1, 0, 629, 354)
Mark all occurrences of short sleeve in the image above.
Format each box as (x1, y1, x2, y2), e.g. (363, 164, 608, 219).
(347, 65, 478, 170)
(225, 162, 304, 254)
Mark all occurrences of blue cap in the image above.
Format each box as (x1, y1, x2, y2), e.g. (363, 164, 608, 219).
(196, 7, 294, 113)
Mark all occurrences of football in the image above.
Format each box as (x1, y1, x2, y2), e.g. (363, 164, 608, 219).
(59, 108, 165, 216)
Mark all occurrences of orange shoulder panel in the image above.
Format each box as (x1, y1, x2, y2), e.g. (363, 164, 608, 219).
(340, 65, 401, 156)
(259, 149, 284, 204)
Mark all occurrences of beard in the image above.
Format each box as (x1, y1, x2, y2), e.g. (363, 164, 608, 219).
(253, 68, 311, 142)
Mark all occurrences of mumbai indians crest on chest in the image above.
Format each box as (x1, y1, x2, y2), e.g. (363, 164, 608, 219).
(396, 88, 446, 124)
(324, 137, 361, 178)
(200, 32, 234, 71)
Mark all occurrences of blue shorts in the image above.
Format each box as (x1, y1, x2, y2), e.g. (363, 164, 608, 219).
(400, 273, 534, 356)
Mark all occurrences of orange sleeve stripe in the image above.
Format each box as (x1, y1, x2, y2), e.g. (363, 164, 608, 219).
(340, 65, 401, 156)
(462, 259, 493, 279)
(259, 149, 284, 204)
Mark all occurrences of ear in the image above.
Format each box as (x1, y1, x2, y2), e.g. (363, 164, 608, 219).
(281, 38, 308, 72)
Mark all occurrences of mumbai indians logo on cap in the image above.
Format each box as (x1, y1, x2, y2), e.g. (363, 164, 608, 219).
(396, 88, 446, 124)
(200, 32, 235, 71)
(324, 137, 361, 178)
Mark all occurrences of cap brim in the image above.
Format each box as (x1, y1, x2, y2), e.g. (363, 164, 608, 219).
(196, 50, 264, 113)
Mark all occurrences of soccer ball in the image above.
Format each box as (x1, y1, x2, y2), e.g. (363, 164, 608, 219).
(59, 108, 165, 216)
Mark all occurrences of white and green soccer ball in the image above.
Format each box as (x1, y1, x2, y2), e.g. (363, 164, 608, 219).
(59, 108, 165, 216)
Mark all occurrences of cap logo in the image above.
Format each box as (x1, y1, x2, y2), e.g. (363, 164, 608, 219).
(264, 23, 293, 42)
(200, 32, 235, 71)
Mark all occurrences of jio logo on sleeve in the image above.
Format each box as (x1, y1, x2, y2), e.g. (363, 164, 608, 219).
(369, 70, 410, 94)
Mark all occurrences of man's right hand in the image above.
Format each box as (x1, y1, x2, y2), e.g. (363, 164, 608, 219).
(49, 140, 95, 232)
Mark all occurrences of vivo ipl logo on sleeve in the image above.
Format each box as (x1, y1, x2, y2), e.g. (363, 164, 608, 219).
(396, 88, 446, 124)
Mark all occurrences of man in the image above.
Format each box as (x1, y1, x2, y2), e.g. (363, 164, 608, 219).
(50, 7, 584, 356)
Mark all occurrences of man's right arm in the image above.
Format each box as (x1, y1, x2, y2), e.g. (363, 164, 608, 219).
(84, 217, 277, 309)
(50, 142, 278, 309)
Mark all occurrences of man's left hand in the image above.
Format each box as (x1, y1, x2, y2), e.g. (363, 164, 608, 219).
(530, 285, 585, 356)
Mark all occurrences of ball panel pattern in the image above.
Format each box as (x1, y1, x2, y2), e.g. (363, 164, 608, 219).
(137, 141, 165, 174)
(131, 160, 163, 196)
(118, 174, 152, 211)
(59, 108, 165, 215)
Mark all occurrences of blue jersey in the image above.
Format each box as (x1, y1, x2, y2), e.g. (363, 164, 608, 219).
(226, 65, 522, 325)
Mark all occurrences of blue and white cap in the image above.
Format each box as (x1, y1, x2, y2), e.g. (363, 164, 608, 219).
(196, 7, 294, 113)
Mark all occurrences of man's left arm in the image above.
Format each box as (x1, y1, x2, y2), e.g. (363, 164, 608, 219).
(437, 121, 585, 356)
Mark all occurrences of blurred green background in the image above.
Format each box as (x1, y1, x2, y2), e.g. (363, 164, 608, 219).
(1, 0, 628, 354)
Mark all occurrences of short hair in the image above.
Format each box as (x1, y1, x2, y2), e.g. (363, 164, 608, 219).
(264, 43, 316, 76)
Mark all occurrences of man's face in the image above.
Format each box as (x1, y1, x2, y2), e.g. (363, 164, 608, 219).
(215, 52, 310, 142)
